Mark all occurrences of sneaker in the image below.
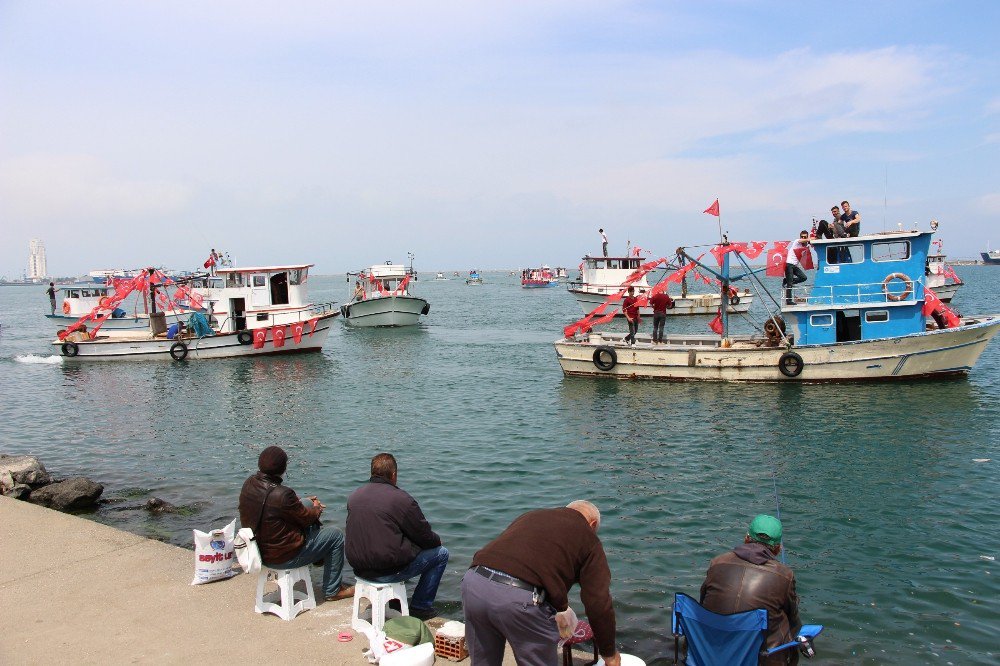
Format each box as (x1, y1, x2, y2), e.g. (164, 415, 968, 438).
(409, 606, 437, 621)
(325, 584, 355, 602)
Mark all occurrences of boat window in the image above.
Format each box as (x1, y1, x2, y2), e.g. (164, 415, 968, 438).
(289, 268, 308, 285)
(67, 290, 80, 298)
(810, 314, 833, 326)
(227, 273, 246, 288)
(253, 275, 266, 287)
(826, 244, 863, 265)
(865, 310, 889, 323)
(872, 241, 910, 262)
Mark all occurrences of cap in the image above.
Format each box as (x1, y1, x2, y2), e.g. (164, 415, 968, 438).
(747, 514, 783, 546)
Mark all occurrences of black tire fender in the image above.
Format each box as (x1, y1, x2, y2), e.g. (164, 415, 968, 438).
(730, 292, 741, 306)
(169, 341, 188, 361)
(420, 303, 430, 315)
(237, 330, 253, 345)
(593, 345, 617, 371)
(778, 351, 804, 378)
(61, 341, 79, 357)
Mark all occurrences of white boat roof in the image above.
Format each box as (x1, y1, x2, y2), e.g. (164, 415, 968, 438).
(809, 230, 924, 245)
(368, 264, 406, 277)
(218, 264, 314, 273)
(582, 255, 649, 260)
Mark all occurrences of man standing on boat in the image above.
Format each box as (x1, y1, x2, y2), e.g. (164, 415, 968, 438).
(345, 453, 448, 620)
(622, 286, 641, 345)
(649, 289, 675, 344)
(840, 201, 861, 237)
(700, 515, 802, 665)
(238, 446, 354, 602)
(782, 232, 810, 305)
(461, 500, 620, 666)
(599, 228, 609, 257)
(46, 282, 57, 315)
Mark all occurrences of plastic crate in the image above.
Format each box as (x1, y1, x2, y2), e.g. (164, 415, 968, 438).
(434, 633, 468, 662)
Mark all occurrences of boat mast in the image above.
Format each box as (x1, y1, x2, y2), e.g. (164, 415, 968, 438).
(721, 237, 730, 342)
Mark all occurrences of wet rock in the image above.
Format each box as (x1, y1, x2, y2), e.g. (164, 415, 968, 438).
(30, 477, 104, 511)
(0, 455, 52, 494)
(6, 483, 33, 500)
(144, 497, 177, 514)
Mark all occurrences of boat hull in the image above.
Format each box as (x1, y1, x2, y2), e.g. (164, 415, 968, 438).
(568, 288, 753, 316)
(933, 283, 960, 303)
(55, 315, 337, 361)
(522, 281, 560, 288)
(341, 295, 428, 327)
(554, 315, 1000, 382)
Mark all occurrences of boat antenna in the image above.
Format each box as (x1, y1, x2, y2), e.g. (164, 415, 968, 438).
(883, 166, 888, 232)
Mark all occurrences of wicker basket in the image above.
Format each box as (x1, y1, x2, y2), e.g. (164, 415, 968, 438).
(434, 633, 468, 662)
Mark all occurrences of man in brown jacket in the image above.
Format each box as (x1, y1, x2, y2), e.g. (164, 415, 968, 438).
(238, 446, 353, 601)
(700, 515, 801, 665)
(461, 500, 620, 666)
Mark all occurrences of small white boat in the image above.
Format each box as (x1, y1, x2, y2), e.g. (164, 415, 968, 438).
(567, 254, 752, 316)
(341, 262, 429, 327)
(55, 264, 337, 360)
(45, 280, 217, 331)
(926, 240, 963, 303)
(433, 272, 449, 281)
(521, 266, 559, 288)
(466, 270, 483, 285)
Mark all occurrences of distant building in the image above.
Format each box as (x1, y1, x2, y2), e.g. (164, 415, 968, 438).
(28, 239, 47, 280)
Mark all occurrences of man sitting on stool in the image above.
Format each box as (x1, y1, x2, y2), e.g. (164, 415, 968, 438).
(346, 453, 448, 620)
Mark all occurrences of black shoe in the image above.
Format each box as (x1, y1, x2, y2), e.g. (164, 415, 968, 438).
(409, 606, 437, 621)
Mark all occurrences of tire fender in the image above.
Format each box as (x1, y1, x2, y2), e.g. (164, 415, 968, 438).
(593, 345, 618, 371)
(61, 341, 79, 357)
(778, 351, 804, 378)
(169, 341, 188, 361)
(237, 330, 253, 345)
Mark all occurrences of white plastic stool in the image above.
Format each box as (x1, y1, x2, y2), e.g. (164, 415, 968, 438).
(351, 578, 409, 635)
(255, 565, 317, 621)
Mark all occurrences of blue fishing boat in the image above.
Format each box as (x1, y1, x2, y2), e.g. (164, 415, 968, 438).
(555, 228, 1000, 381)
(466, 270, 483, 285)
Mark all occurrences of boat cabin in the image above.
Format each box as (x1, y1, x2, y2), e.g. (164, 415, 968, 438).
(785, 231, 932, 345)
(578, 255, 651, 288)
(214, 264, 315, 331)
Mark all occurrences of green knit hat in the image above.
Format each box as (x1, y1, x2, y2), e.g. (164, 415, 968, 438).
(747, 514, 783, 546)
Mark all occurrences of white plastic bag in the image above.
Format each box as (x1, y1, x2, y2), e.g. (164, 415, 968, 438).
(191, 518, 237, 585)
(232, 527, 263, 574)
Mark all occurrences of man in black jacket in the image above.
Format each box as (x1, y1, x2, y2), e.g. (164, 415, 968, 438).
(345, 453, 448, 620)
(238, 446, 353, 601)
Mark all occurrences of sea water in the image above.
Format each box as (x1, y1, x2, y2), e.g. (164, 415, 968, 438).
(1, 268, 997, 664)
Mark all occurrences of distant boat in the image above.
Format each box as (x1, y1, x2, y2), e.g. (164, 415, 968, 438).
(342, 262, 429, 327)
(466, 270, 483, 285)
(434, 272, 449, 281)
(521, 266, 560, 288)
(981, 248, 1000, 265)
(926, 242, 963, 302)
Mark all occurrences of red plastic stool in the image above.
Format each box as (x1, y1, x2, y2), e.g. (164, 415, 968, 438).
(561, 621, 599, 666)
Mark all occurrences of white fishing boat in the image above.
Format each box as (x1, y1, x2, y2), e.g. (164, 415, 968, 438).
(55, 264, 337, 360)
(554, 230, 1000, 382)
(341, 262, 429, 327)
(466, 270, 483, 285)
(567, 254, 752, 316)
(554, 267, 569, 281)
(925, 239, 963, 303)
(434, 272, 449, 281)
(45, 281, 215, 331)
(521, 266, 560, 288)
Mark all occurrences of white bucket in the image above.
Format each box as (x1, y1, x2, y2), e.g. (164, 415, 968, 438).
(378, 642, 435, 666)
(596, 655, 646, 666)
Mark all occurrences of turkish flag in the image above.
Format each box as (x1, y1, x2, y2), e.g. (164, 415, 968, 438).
(272, 326, 286, 348)
(794, 246, 815, 270)
(766, 242, 789, 277)
(307, 317, 319, 336)
(291, 321, 305, 344)
(703, 199, 720, 217)
(253, 328, 267, 349)
(922, 287, 941, 316)
(708, 310, 723, 335)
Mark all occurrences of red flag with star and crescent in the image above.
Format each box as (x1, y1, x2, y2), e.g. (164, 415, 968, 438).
(766, 242, 789, 277)
(291, 321, 305, 344)
(253, 328, 267, 349)
(272, 326, 287, 348)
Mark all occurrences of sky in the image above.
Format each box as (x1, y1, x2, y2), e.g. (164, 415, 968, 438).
(1, 1, 998, 277)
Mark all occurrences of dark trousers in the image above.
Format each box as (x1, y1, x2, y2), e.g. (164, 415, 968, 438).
(783, 265, 807, 304)
(602, 242, 608, 257)
(461, 569, 559, 666)
(625, 317, 639, 344)
(652, 313, 666, 342)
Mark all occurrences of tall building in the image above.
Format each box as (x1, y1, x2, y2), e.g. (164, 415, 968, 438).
(28, 239, 47, 280)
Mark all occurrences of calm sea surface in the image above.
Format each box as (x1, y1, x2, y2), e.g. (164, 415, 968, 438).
(1, 267, 997, 664)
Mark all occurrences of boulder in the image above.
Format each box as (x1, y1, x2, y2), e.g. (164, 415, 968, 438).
(144, 497, 177, 514)
(0, 455, 52, 494)
(6, 484, 33, 500)
(30, 477, 104, 511)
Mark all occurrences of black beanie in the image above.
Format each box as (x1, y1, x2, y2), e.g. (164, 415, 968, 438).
(258, 446, 287, 475)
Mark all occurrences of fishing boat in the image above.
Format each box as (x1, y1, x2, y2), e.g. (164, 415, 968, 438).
(555, 267, 569, 281)
(554, 229, 1000, 382)
(981, 247, 1000, 265)
(567, 254, 753, 316)
(54, 264, 337, 360)
(434, 272, 449, 281)
(45, 282, 207, 331)
(521, 266, 560, 288)
(466, 270, 483, 285)
(341, 262, 429, 327)
(926, 240, 963, 303)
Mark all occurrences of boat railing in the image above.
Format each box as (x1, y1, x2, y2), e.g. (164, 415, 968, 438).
(213, 302, 338, 333)
(787, 278, 924, 307)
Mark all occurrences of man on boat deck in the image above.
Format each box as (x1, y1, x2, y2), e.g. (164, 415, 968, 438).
(782, 232, 810, 305)
(345, 453, 448, 620)
(649, 289, 675, 344)
(700, 515, 802, 665)
(622, 286, 641, 345)
(461, 500, 620, 666)
(600, 228, 609, 257)
(46, 282, 56, 315)
(238, 446, 354, 601)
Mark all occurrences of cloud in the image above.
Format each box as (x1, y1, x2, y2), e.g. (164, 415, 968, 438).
(978, 193, 1000, 215)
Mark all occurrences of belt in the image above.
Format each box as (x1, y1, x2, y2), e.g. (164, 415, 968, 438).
(472, 565, 540, 593)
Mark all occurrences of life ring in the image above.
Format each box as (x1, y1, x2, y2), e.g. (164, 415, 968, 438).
(62, 300, 71, 314)
(169, 341, 188, 361)
(420, 303, 430, 315)
(237, 330, 253, 345)
(882, 273, 913, 302)
(61, 341, 79, 357)
(593, 346, 617, 371)
(778, 351, 804, 378)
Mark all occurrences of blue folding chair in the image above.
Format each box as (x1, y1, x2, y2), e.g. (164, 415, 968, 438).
(671, 593, 822, 666)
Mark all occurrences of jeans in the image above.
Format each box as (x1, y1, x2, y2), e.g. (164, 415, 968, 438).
(783, 265, 807, 304)
(652, 313, 666, 342)
(602, 242, 608, 257)
(267, 523, 346, 598)
(625, 318, 639, 344)
(367, 546, 449, 610)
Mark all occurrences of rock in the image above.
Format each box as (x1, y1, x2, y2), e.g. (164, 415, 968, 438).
(144, 497, 177, 514)
(7, 484, 33, 500)
(29, 477, 104, 511)
(0, 455, 52, 494)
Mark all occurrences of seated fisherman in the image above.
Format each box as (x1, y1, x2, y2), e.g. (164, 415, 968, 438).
(238, 446, 354, 601)
(700, 515, 802, 665)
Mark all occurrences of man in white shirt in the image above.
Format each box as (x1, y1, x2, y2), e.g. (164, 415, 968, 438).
(783, 231, 810, 305)
(599, 228, 608, 256)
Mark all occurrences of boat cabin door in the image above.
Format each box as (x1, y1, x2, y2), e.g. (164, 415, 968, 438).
(836, 309, 862, 342)
(250, 274, 269, 308)
(230, 298, 247, 331)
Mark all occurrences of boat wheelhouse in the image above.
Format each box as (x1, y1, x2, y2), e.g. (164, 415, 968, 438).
(521, 266, 559, 288)
(925, 244, 962, 303)
(46, 284, 191, 331)
(554, 230, 1000, 382)
(341, 262, 429, 327)
(567, 255, 752, 316)
(55, 264, 338, 360)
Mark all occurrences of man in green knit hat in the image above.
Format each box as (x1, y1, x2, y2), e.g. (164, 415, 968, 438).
(699, 515, 802, 664)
